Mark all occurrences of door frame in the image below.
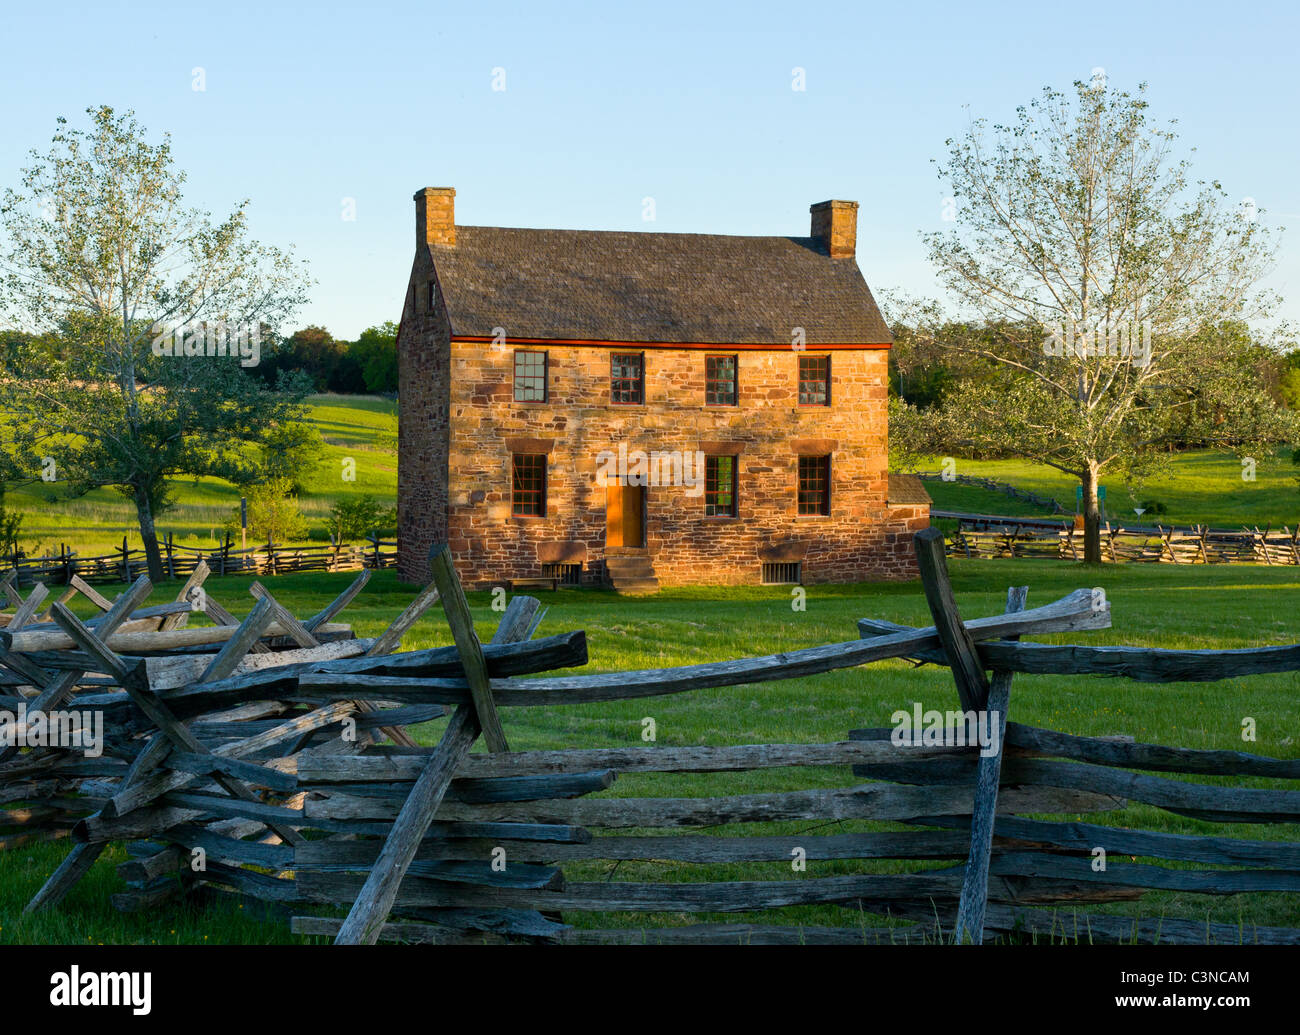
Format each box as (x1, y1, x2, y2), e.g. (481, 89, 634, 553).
(606, 483, 646, 548)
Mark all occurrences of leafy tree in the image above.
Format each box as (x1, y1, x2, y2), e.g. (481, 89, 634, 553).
(0, 328, 59, 369)
(887, 397, 929, 473)
(259, 325, 343, 391)
(0, 106, 311, 580)
(0, 502, 23, 559)
(1278, 351, 1300, 410)
(906, 80, 1296, 561)
(350, 321, 398, 394)
(242, 422, 326, 494)
(0, 457, 25, 559)
(329, 348, 367, 394)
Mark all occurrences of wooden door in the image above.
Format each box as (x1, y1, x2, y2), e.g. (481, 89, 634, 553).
(606, 485, 624, 547)
(623, 486, 644, 547)
(606, 485, 645, 548)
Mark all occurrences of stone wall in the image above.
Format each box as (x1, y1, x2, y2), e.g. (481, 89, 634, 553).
(396, 335, 926, 586)
(396, 247, 451, 582)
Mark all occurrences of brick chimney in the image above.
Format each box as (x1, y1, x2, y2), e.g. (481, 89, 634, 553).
(415, 187, 456, 247)
(810, 199, 858, 259)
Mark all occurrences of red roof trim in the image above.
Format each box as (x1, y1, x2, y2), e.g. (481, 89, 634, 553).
(451, 335, 890, 351)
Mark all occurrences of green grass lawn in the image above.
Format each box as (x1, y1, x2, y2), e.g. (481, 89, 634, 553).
(5, 394, 397, 557)
(3, 560, 1297, 944)
(916, 449, 1300, 529)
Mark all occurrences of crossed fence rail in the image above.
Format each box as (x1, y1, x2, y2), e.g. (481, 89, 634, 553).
(1, 529, 1297, 944)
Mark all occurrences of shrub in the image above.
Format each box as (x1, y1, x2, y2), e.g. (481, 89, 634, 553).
(225, 477, 309, 543)
(327, 494, 395, 543)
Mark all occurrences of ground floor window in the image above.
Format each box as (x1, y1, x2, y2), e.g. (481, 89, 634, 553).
(797, 454, 831, 515)
(512, 453, 547, 516)
(705, 455, 738, 516)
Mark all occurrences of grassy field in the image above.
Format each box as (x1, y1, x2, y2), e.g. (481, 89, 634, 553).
(6, 392, 1298, 558)
(6, 394, 397, 556)
(916, 449, 1300, 529)
(2, 559, 1297, 944)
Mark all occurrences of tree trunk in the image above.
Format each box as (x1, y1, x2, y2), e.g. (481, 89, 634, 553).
(133, 490, 165, 583)
(1080, 463, 1102, 564)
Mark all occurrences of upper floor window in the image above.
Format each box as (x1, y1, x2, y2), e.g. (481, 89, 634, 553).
(797, 454, 831, 516)
(705, 455, 738, 517)
(705, 355, 738, 406)
(512, 454, 547, 517)
(611, 352, 645, 405)
(513, 349, 548, 402)
(798, 355, 830, 406)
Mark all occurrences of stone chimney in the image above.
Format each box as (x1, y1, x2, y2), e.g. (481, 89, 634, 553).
(415, 187, 456, 248)
(810, 200, 858, 259)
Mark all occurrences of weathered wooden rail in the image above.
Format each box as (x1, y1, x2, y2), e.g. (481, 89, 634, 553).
(1, 531, 1297, 945)
(1, 534, 398, 588)
(938, 515, 1300, 565)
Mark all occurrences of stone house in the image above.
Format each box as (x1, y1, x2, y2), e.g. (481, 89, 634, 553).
(396, 187, 930, 590)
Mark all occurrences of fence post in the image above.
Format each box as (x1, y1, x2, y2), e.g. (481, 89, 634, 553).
(954, 585, 1027, 944)
(121, 536, 129, 583)
(912, 527, 989, 713)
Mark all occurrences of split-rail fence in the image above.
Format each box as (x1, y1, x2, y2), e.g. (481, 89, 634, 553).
(2, 533, 398, 588)
(1, 529, 1297, 944)
(939, 513, 1300, 567)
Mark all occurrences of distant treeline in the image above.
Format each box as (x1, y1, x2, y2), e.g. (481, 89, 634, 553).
(0, 320, 398, 395)
(253, 321, 397, 394)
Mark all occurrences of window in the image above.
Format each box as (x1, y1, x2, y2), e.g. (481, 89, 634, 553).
(611, 352, 644, 404)
(798, 355, 830, 406)
(705, 455, 738, 517)
(513, 349, 547, 402)
(512, 454, 546, 516)
(427, 281, 438, 313)
(797, 455, 831, 515)
(705, 355, 738, 406)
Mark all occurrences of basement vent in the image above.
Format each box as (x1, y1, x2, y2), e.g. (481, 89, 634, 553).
(761, 562, 802, 585)
(542, 563, 583, 586)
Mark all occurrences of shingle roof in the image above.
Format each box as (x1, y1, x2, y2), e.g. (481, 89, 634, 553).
(887, 473, 932, 507)
(427, 227, 892, 345)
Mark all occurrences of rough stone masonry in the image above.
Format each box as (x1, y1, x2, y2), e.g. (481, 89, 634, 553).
(396, 186, 929, 588)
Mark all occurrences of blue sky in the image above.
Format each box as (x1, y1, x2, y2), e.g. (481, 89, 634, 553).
(2, 0, 1297, 339)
